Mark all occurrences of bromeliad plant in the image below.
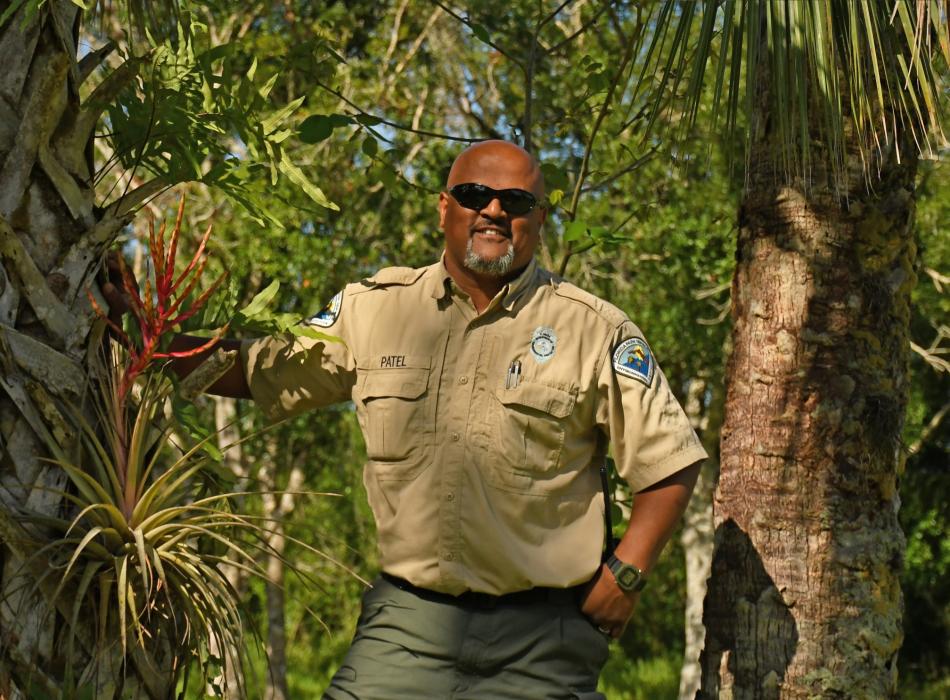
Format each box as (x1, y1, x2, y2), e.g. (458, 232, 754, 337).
(25, 197, 340, 698)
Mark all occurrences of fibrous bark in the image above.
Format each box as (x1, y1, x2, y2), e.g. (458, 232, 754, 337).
(699, 135, 916, 698)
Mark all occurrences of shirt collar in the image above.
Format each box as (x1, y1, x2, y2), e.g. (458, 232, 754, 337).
(428, 253, 539, 311)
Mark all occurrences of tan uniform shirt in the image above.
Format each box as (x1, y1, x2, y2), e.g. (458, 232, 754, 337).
(242, 257, 707, 595)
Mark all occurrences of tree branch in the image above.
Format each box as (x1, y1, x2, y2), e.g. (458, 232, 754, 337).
(428, 0, 524, 69)
(103, 177, 169, 219)
(907, 400, 950, 455)
(557, 18, 640, 276)
(545, 1, 609, 55)
(313, 79, 482, 144)
(77, 40, 116, 85)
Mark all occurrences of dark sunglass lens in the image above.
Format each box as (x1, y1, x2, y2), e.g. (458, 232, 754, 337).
(500, 190, 537, 215)
(451, 184, 492, 210)
(450, 184, 537, 215)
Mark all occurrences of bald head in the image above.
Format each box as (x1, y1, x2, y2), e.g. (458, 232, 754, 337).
(446, 140, 545, 198)
(438, 140, 548, 288)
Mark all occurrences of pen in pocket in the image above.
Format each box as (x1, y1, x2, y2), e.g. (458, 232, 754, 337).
(505, 360, 522, 389)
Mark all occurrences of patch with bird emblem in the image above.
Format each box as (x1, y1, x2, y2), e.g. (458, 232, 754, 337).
(612, 337, 655, 387)
(307, 290, 343, 328)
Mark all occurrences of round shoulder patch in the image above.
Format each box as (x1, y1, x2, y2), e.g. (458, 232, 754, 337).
(612, 337, 655, 387)
(307, 290, 343, 328)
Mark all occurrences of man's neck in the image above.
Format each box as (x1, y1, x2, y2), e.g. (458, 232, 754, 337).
(443, 256, 526, 314)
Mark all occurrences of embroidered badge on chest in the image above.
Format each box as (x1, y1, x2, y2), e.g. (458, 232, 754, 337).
(530, 326, 557, 364)
(307, 290, 343, 328)
(612, 337, 655, 387)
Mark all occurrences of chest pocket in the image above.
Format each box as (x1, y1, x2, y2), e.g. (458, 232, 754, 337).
(355, 358, 430, 463)
(490, 379, 576, 490)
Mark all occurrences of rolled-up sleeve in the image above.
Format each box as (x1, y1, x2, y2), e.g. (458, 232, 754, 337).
(595, 320, 707, 492)
(240, 290, 357, 421)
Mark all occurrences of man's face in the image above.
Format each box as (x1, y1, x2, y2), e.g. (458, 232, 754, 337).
(439, 143, 547, 279)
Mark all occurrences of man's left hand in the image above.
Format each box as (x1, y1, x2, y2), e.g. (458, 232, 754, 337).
(579, 563, 638, 639)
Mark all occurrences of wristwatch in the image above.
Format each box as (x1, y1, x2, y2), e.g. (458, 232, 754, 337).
(606, 554, 647, 593)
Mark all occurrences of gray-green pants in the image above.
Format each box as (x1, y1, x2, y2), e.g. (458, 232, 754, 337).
(323, 576, 609, 700)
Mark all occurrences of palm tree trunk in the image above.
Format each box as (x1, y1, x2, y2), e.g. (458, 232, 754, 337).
(0, 2, 142, 695)
(699, 84, 916, 697)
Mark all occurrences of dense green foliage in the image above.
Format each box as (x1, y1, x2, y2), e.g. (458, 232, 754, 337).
(74, 1, 948, 696)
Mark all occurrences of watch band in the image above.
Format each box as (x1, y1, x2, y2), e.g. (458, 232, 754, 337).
(606, 554, 647, 593)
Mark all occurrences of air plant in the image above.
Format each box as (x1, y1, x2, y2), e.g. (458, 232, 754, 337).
(18, 196, 352, 699)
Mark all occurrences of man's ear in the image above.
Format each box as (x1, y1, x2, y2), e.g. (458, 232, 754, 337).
(438, 191, 449, 229)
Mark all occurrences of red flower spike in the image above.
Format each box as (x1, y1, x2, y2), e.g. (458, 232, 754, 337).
(172, 221, 213, 292)
(157, 325, 229, 359)
(148, 216, 164, 297)
(164, 251, 211, 320)
(164, 195, 186, 293)
(100, 197, 225, 404)
(169, 271, 227, 327)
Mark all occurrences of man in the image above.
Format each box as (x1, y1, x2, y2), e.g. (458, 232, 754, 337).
(110, 140, 705, 698)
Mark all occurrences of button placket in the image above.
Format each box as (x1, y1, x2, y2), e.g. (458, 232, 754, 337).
(437, 313, 483, 584)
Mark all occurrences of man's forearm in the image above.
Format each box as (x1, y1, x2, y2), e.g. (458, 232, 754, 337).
(613, 461, 703, 575)
(168, 335, 252, 399)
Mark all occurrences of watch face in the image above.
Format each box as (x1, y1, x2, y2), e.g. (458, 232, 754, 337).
(618, 567, 641, 589)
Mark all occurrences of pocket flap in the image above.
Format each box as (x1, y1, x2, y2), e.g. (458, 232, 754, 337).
(359, 368, 428, 400)
(495, 381, 576, 418)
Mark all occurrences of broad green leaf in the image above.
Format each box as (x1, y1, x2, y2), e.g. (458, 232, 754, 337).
(362, 136, 378, 158)
(235, 280, 280, 320)
(355, 113, 383, 127)
(299, 115, 335, 143)
(471, 23, 490, 44)
(564, 220, 588, 242)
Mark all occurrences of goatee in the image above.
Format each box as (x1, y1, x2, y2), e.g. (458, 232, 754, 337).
(464, 238, 515, 277)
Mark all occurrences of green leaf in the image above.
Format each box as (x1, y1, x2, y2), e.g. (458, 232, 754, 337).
(355, 113, 383, 127)
(234, 280, 280, 321)
(564, 220, 588, 242)
(547, 189, 564, 206)
(261, 96, 305, 136)
(0, 0, 27, 29)
(292, 325, 343, 343)
(278, 159, 339, 211)
(362, 136, 378, 158)
(299, 114, 342, 143)
(471, 23, 490, 44)
(171, 395, 223, 461)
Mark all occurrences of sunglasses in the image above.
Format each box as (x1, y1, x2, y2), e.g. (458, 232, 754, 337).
(448, 183, 540, 216)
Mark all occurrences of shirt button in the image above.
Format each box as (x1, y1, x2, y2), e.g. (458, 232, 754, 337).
(443, 552, 454, 561)
(458, 375, 468, 385)
(451, 432, 460, 442)
(446, 492, 455, 501)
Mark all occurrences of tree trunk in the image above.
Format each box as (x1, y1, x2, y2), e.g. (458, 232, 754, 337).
(0, 2, 146, 696)
(698, 105, 916, 697)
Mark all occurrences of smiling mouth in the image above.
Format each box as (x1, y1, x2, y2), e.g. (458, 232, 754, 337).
(471, 226, 511, 239)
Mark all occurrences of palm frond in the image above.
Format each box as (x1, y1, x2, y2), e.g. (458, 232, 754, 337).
(633, 0, 950, 189)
